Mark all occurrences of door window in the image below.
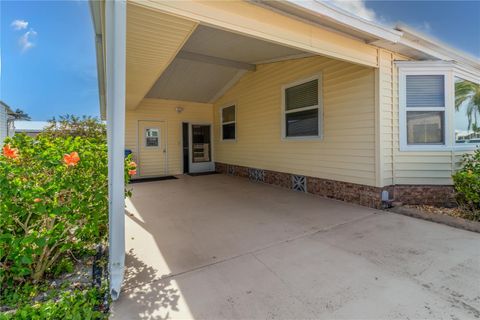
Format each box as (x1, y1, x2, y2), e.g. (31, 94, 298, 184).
(192, 125, 211, 163)
(145, 128, 160, 147)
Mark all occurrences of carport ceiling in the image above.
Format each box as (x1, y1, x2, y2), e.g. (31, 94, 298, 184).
(146, 25, 311, 103)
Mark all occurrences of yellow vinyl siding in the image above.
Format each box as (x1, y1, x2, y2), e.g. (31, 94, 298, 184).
(378, 50, 399, 186)
(381, 51, 456, 185)
(213, 55, 376, 186)
(380, 52, 473, 186)
(125, 99, 213, 176)
(126, 3, 197, 109)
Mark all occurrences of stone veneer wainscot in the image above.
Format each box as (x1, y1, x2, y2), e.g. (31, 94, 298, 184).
(215, 162, 455, 209)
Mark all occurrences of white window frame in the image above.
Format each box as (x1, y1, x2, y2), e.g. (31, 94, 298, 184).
(145, 127, 160, 148)
(399, 69, 452, 151)
(281, 74, 323, 140)
(397, 61, 479, 152)
(220, 103, 236, 142)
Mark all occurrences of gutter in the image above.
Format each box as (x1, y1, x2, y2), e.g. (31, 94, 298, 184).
(251, 0, 403, 43)
(396, 23, 480, 74)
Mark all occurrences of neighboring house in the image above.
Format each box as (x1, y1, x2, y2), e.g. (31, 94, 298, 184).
(89, 0, 480, 298)
(456, 130, 480, 142)
(0, 101, 17, 146)
(14, 121, 50, 137)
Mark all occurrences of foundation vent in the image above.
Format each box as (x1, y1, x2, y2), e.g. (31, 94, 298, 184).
(292, 175, 306, 192)
(249, 168, 265, 183)
(227, 165, 235, 176)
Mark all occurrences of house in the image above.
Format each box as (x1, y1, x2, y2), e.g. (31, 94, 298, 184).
(14, 120, 50, 137)
(0, 101, 17, 146)
(89, 0, 480, 299)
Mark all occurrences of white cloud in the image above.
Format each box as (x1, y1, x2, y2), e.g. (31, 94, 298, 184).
(19, 29, 37, 53)
(328, 0, 377, 21)
(11, 19, 29, 30)
(417, 21, 432, 33)
(326, 1, 436, 35)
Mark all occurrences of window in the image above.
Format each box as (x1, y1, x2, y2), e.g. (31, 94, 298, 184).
(283, 76, 322, 138)
(454, 77, 480, 145)
(398, 65, 451, 150)
(221, 105, 236, 140)
(397, 61, 480, 151)
(145, 128, 159, 147)
(405, 75, 446, 145)
(407, 111, 444, 144)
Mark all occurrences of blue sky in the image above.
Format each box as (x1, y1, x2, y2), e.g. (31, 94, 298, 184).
(1, 1, 99, 120)
(365, 1, 480, 57)
(1, 1, 479, 120)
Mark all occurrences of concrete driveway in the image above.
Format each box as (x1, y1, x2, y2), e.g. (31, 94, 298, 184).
(111, 174, 480, 319)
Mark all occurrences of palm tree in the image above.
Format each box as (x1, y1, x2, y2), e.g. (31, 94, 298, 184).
(455, 79, 480, 130)
(13, 108, 31, 121)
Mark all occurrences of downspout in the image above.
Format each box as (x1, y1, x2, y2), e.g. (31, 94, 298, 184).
(105, 0, 127, 300)
(89, 0, 107, 120)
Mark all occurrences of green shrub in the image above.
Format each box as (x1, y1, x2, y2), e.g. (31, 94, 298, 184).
(452, 148, 480, 221)
(0, 132, 135, 286)
(0, 134, 109, 284)
(0, 286, 108, 320)
(0, 116, 136, 318)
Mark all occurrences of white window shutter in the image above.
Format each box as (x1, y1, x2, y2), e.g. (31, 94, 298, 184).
(406, 75, 445, 108)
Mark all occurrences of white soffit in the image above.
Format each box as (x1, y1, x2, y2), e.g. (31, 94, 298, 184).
(146, 25, 311, 103)
(182, 25, 307, 63)
(146, 58, 241, 103)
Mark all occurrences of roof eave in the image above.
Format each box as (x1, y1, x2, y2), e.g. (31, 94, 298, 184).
(253, 0, 479, 76)
(251, 0, 403, 43)
(395, 24, 480, 73)
(0, 101, 16, 115)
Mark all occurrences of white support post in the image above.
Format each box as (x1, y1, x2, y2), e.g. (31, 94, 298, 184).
(105, 0, 126, 300)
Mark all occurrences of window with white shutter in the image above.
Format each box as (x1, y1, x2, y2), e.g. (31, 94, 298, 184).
(406, 75, 445, 108)
(397, 61, 479, 151)
(282, 75, 323, 139)
(405, 75, 446, 145)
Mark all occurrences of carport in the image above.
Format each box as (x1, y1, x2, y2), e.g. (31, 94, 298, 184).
(90, 0, 386, 298)
(111, 175, 480, 319)
(90, 0, 480, 310)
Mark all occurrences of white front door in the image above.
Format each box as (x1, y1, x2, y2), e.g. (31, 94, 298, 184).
(189, 124, 214, 173)
(138, 120, 167, 177)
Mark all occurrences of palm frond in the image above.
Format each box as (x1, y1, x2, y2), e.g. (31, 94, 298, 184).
(455, 79, 480, 130)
